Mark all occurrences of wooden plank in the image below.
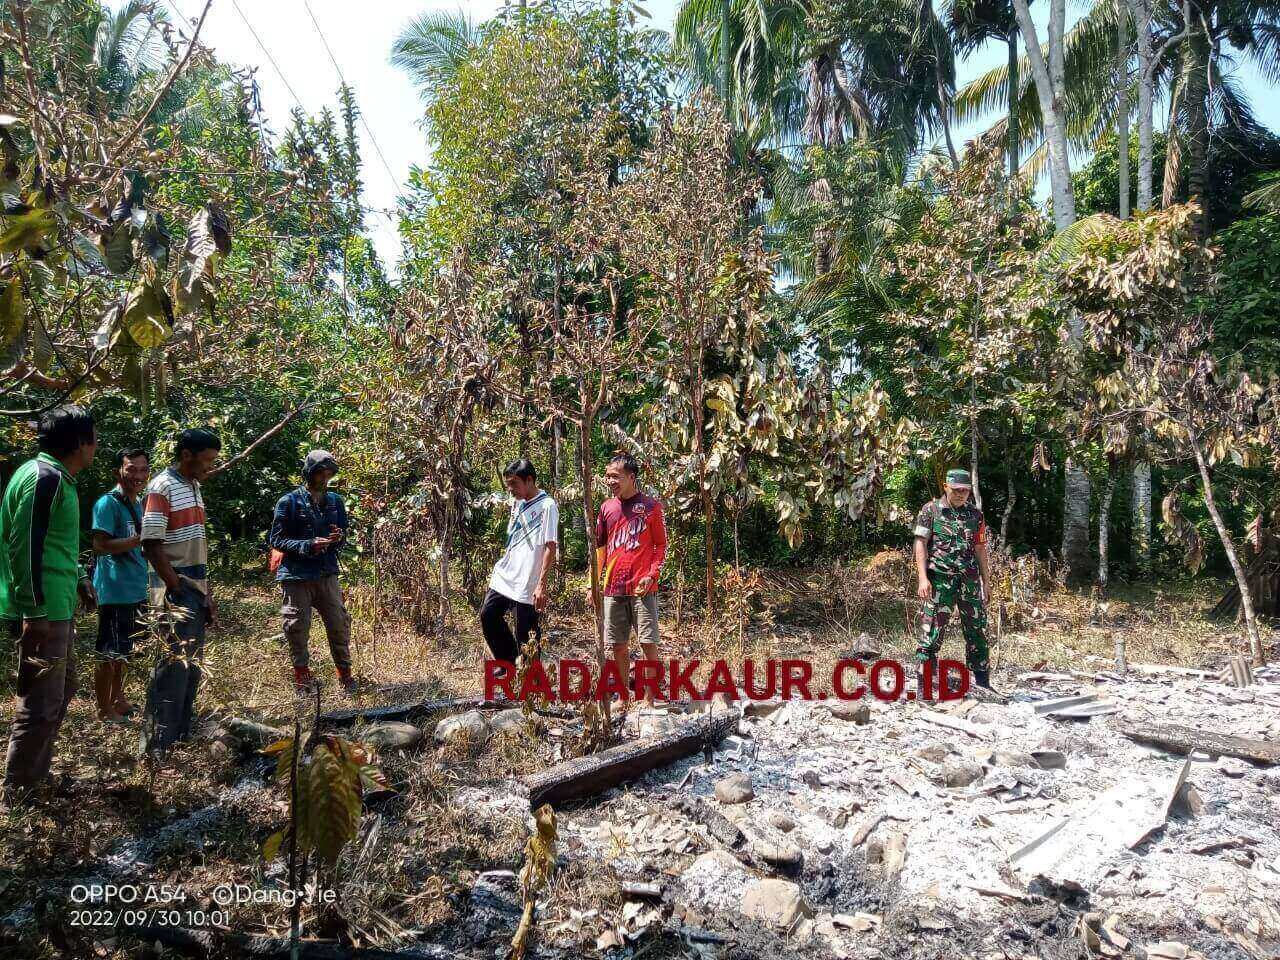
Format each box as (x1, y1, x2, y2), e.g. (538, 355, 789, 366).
(918, 710, 990, 740)
(1115, 721, 1280, 765)
(523, 712, 739, 808)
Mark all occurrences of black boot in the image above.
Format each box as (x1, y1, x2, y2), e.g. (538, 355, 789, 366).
(973, 668, 991, 689)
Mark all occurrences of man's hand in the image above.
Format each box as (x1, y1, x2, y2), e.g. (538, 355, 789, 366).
(635, 576, 654, 597)
(78, 579, 97, 611)
(533, 583, 548, 612)
(328, 525, 345, 543)
(917, 576, 932, 600)
(312, 536, 336, 552)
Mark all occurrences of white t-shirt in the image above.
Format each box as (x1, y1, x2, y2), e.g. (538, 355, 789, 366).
(489, 491, 559, 605)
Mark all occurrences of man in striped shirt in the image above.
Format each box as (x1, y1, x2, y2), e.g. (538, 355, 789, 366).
(140, 428, 220, 755)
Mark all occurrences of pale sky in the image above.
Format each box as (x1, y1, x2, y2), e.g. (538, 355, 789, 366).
(159, 0, 1277, 272)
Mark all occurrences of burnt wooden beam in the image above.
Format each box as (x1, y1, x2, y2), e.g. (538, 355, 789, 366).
(318, 696, 500, 728)
(1115, 720, 1280, 765)
(522, 711, 739, 808)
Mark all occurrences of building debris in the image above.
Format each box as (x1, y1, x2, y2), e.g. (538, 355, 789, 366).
(1116, 720, 1280, 764)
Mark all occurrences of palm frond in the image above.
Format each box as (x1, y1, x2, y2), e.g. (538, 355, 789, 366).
(1038, 211, 1120, 266)
(1244, 171, 1280, 211)
(390, 9, 480, 101)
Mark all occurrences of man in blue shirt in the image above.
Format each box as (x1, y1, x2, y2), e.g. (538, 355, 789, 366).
(91, 447, 150, 722)
(268, 450, 354, 694)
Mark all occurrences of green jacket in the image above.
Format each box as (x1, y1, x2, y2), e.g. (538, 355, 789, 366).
(0, 453, 87, 621)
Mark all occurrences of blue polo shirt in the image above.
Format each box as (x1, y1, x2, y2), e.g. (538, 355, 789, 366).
(91, 487, 148, 605)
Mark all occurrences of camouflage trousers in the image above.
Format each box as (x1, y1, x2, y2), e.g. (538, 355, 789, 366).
(915, 572, 989, 672)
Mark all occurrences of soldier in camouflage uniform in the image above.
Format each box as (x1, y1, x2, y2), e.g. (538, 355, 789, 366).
(913, 469, 993, 690)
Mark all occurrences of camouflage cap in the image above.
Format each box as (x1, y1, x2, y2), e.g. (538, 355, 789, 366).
(945, 469, 972, 488)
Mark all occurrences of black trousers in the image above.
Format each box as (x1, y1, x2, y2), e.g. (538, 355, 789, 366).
(479, 589, 541, 664)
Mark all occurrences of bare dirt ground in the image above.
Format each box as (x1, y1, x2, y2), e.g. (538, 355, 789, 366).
(1, 552, 1277, 959)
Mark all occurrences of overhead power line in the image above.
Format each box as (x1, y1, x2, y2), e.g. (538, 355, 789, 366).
(228, 0, 307, 111)
(299, 0, 402, 195)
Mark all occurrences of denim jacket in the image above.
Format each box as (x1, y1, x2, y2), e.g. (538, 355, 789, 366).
(268, 487, 348, 581)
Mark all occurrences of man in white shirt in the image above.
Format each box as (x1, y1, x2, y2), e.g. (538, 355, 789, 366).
(480, 460, 558, 672)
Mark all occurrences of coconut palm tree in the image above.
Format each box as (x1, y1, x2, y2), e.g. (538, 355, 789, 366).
(949, 0, 1024, 182)
(391, 10, 481, 105)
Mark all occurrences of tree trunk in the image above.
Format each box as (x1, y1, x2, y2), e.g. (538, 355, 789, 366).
(578, 409, 609, 718)
(1131, 461, 1152, 575)
(1183, 19, 1211, 240)
(719, 0, 732, 119)
(1128, 0, 1155, 213)
(1116, 15, 1131, 219)
(1014, 0, 1090, 582)
(1189, 433, 1265, 664)
(1063, 461, 1094, 585)
(1001, 470, 1016, 546)
(1012, 0, 1076, 232)
(1098, 469, 1116, 592)
(1007, 29, 1020, 202)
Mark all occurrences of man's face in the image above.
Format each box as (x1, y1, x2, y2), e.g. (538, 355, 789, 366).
(73, 430, 98, 471)
(184, 448, 219, 482)
(506, 474, 539, 501)
(311, 467, 336, 488)
(944, 483, 971, 507)
(604, 463, 635, 498)
(119, 455, 150, 495)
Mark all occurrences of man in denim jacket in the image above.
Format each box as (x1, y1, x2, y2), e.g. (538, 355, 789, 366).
(269, 450, 354, 694)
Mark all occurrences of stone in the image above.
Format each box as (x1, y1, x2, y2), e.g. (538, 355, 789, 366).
(801, 770, 823, 788)
(942, 761, 983, 787)
(363, 721, 425, 751)
(683, 849, 745, 882)
(1030, 750, 1067, 770)
(1218, 758, 1248, 778)
(489, 708, 537, 736)
(744, 700, 785, 719)
(991, 750, 1034, 768)
(741, 878, 811, 928)
(830, 701, 871, 724)
(752, 839, 804, 871)
(917, 744, 949, 763)
(433, 710, 491, 747)
(766, 810, 796, 833)
(715, 772, 755, 804)
(1146, 943, 1189, 960)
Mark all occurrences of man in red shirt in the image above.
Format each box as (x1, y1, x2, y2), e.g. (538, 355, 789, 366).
(593, 453, 666, 707)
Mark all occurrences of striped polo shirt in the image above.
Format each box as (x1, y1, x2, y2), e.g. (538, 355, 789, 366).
(141, 466, 209, 600)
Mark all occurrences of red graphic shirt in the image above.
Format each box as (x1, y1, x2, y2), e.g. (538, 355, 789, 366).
(595, 493, 667, 597)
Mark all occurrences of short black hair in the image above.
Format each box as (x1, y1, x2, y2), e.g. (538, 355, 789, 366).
(608, 452, 639, 477)
(116, 447, 149, 469)
(502, 458, 537, 481)
(176, 428, 221, 458)
(37, 405, 96, 457)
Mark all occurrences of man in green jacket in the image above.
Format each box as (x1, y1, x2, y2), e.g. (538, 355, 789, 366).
(1, 406, 98, 803)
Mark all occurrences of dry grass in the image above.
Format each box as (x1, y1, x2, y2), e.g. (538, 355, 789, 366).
(0, 557, 1273, 958)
